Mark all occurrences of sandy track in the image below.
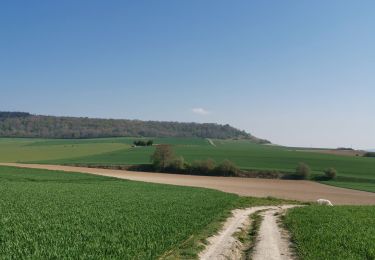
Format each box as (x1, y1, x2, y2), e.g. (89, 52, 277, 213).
(199, 206, 272, 260)
(206, 138, 216, 147)
(199, 205, 298, 260)
(252, 206, 298, 260)
(1, 163, 375, 205)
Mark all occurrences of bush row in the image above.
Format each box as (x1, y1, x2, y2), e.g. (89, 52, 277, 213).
(69, 161, 337, 180)
(285, 163, 337, 180)
(163, 158, 239, 177)
(364, 152, 375, 158)
(133, 140, 153, 146)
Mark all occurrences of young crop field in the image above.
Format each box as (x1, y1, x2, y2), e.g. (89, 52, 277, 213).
(0, 165, 284, 259)
(1, 137, 375, 192)
(284, 206, 375, 260)
(0, 138, 128, 163)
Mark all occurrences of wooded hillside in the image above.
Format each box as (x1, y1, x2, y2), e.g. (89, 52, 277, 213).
(0, 112, 268, 142)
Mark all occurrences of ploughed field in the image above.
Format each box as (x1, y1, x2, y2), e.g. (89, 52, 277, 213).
(1, 165, 279, 259)
(285, 206, 375, 259)
(0, 137, 375, 192)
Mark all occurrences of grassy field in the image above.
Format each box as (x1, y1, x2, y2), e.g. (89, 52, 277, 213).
(0, 138, 128, 162)
(0, 165, 287, 259)
(284, 206, 375, 259)
(1, 137, 375, 192)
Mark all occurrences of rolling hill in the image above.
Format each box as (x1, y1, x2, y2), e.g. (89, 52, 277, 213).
(0, 112, 268, 143)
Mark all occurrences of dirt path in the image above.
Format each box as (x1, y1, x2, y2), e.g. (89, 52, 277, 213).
(199, 206, 271, 260)
(1, 163, 375, 205)
(206, 138, 216, 147)
(199, 205, 298, 260)
(252, 206, 298, 260)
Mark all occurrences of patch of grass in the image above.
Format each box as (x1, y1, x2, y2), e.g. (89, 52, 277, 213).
(0, 138, 128, 163)
(235, 196, 300, 208)
(235, 211, 263, 259)
(0, 166, 293, 259)
(322, 180, 375, 193)
(284, 206, 375, 260)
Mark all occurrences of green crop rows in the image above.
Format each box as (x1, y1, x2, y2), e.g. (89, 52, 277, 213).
(284, 206, 375, 260)
(0, 166, 244, 259)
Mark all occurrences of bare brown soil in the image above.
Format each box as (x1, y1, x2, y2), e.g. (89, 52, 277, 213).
(1, 163, 375, 205)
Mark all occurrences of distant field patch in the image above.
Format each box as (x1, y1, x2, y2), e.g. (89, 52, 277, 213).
(322, 180, 375, 193)
(0, 138, 128, 163)
(285, 206, 375, 260)
(295, 148, 365, 157)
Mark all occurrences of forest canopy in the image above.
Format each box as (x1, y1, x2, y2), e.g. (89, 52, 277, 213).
(0, 112, 269, 143)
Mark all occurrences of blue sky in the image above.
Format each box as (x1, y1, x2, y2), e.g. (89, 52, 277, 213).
(1, 1, 374, 148)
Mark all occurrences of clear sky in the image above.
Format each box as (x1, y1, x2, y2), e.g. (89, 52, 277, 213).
(1, 1, 374, 149)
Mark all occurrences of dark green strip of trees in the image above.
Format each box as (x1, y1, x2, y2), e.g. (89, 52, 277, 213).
(0, 112, 269, 142)
(133, 140, 153, 146)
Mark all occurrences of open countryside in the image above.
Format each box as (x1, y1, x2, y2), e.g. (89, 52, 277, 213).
(1, 132, 374, 259)
(1, 1, 375, 259)
(1, 137, 375, 192)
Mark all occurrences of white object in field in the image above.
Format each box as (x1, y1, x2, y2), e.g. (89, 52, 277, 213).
(317, 199, 333, 206)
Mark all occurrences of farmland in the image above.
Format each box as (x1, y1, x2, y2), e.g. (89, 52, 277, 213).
(0, 165, 287, 259)
(0, 145, 374, 259)
(284, 206, 375, 259)
(0, 137, 374, 192)
(0, 138, 128, 163)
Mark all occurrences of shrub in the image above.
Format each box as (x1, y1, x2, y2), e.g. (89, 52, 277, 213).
(133, 140, 146, 146)
(151, 145, 175, 170)
(215, 159, 239, 177)
(294, 163, 311, 180)
(188, 159, 241, 176)
(364, 152, 375, 158)
(167, 156, 186, 172)
(191, 159, 216, 175)
(239, 169, 280, 179)
(324, 168, 337, 180)
(134, 140, 154, 146)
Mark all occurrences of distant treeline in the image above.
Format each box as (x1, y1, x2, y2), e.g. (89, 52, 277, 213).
(0, 112, 269, 142)
(0, 112, 31, 118)
(133, 140, 153, 146)
(364, 152, 375, 158)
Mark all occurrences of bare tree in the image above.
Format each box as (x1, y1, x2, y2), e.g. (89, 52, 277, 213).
(295, 162, 311, 179)
(151, 145, 175, 170)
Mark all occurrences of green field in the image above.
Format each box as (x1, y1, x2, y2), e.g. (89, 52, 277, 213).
(0, 138, 129, 162)
(284, 206, 375, 259)
(1, 137, 375, 192)
(0, 165, 287, 259)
